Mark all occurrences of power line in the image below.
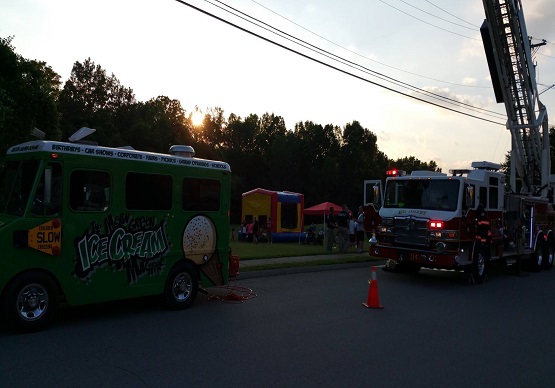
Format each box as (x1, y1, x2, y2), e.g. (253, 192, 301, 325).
(174, 0, 504, 125)
(377, 0, 481, 41)
(397, 0, 476, 30)
(211, 0, 504, 118)
(212, 0, 503, 117)
(424, 0, 479, 28)
(537, 52, 555, 60)
(249, 0, 490, 89)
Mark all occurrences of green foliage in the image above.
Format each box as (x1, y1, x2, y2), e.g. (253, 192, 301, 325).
(58, 58, 135, 145)
(2, 37, 446, 221)
(0, 36, 61, 163)
(230, 240, 331, 260)
(390, 156, 440, 174)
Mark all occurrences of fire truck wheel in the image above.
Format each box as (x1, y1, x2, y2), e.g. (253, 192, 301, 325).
(541, 240, 554, 270)
(471, 244, 489, 284)
(164, 261, 199, 310)
(530, 244, 543, 272)
(2, 271, 58, 333)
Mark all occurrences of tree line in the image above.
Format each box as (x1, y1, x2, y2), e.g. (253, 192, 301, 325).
(1, 36, 443, 222)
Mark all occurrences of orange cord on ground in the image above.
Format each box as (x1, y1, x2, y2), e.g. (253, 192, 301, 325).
(208, 283, 257, 303)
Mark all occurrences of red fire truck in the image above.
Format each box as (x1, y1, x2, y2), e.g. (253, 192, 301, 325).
(364, 0, 553, 283)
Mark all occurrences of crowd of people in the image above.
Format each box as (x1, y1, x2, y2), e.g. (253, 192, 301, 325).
(235, 204, 367, 253)
(325, 204, 366, 253)
(237, 217, 273, 244)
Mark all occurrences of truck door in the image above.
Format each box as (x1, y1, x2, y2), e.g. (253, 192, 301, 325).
(363, 180, 383, 233)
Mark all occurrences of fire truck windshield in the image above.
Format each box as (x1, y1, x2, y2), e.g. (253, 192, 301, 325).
(383, 179, 460, 211)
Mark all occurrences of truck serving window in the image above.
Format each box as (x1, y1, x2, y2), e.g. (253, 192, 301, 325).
(0, 160, 39, 216)
(70, 170, 111, 212)
(126, 172, 172, 210)
(182, 178, 221, 211)
(384, 179, 460, 211)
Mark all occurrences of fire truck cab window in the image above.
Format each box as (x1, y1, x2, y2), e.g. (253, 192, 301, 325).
(489, 177, 499, 209)
(384, 180, 459, 211)
(479, 187, 487, 208)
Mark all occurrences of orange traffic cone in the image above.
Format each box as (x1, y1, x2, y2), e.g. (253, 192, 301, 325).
(363, 266, 384, 309)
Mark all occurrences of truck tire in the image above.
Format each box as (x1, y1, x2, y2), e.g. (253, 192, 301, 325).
(471, 242, 489, 284)
(2, 271, 58, 333)
(164, 261, 198, 310)
(530, 244, 543, 272)
(542, 239, 554, 270)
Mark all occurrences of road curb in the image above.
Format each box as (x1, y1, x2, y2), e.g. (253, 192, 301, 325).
(235, 261, 384, 279)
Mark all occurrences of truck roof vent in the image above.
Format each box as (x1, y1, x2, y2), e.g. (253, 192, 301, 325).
(169, 145, 195, 157)
(471, 161, 501, 171)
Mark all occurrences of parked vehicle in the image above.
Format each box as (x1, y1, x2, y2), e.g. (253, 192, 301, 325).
(0, 128, 233, 331)
(364, 0, 553, 283)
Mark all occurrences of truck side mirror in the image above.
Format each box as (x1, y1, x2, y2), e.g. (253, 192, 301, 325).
(465, 186, 474, 208)
(373, 184, 381, 207)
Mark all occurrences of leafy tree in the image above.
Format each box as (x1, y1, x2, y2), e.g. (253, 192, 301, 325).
(390, 156, 440, 174)
(291, 121, 341, 202)
(338, 121, 388, 207)
(58, 58, 135, 144)
(122, 96, 190, 153)
(192, 107, 223, 148)
(0, 41, 452, 223)
(0, 36, 61, 161)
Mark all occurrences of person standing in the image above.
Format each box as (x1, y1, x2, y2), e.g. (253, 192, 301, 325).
(336, 204, 350, 253)
(247, 220, 253, 243)
(349, 215, 357, 252)
(266, 217, 273, 244)
(326, 207, 338, 251)
(252, 216, 259, 244)
(356, 206, 365, 253)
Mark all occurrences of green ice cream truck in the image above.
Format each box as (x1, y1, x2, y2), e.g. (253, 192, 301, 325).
(0, 128, 232, 332)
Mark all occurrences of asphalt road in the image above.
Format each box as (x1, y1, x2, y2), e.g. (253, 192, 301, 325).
(1, 264, 554, 387)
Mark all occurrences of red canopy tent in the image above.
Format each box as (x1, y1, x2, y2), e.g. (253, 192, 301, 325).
(303, 202, 343, 246)
(303, 202, 342, 216)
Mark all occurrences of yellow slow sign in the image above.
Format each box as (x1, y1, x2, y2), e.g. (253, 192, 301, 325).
(28, 219, 62, 256)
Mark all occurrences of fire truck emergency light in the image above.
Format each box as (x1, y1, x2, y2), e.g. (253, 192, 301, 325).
(430, 221, 443, 229)
(386, 169, 406, 177)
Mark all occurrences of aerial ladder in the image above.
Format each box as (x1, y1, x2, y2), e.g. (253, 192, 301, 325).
(480, 0, 550, 198)
(364, 0, 553, 280)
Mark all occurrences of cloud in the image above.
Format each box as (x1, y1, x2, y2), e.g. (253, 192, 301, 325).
(462, 77, 477, 86)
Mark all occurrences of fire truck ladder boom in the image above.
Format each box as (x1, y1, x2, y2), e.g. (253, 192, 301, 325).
(481, 0, 549, 197)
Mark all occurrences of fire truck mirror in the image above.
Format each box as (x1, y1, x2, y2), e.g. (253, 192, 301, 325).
(465, 185, 474, 209)
(373, 184, 381, 207)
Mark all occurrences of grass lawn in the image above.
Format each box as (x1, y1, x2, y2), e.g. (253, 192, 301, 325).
(227, 225, 376, 271)
(228, 237, 377, 271)
(238, 254, 377, 271)
(229, 240, 334, 260)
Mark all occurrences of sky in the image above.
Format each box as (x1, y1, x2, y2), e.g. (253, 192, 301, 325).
(1, 0, 554, 172)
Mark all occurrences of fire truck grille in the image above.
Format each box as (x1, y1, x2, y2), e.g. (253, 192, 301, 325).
(393, 217, 428, 246)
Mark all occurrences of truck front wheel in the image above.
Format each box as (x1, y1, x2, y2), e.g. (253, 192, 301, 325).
(2, 271, 58, 333)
